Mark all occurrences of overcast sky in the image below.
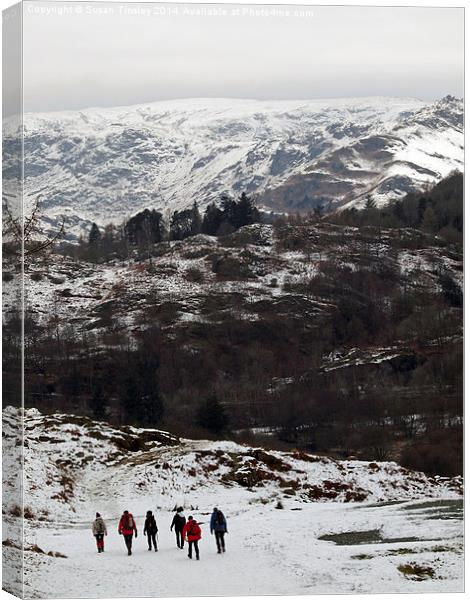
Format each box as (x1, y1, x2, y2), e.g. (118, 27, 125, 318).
(22, 1, 464, 113)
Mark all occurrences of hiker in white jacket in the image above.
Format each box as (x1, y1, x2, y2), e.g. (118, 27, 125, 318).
(92, 513, 108, 553)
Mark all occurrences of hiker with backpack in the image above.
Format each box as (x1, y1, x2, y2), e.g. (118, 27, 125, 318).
(210, 507, 227, 554)
(170, 506, 186, 549)
(182, 515, 201, 560)
(143, 510, 158, 552)
(92, 512, 107, 553)
(118, 510, 137, 555)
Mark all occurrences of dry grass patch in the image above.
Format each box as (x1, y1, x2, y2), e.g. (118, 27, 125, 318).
(397, 562, 436, 581)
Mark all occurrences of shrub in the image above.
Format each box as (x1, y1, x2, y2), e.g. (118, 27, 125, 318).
(9, 505, 21, 517)
(401, 428, 462, 477)
(211, 254, 253, 279)
(24, 506, 35, 519)
(185, 267, 205, 283)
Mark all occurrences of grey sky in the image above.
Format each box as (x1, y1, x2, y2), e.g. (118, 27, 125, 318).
(22, 1, 464, 113)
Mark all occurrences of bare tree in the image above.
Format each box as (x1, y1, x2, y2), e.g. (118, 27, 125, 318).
(3, 198, 65, 262)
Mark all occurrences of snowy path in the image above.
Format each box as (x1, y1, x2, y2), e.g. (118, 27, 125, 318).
(28, 516, 299, 598)
(3, 409, 462, 597)
(24, 499, 463, 598)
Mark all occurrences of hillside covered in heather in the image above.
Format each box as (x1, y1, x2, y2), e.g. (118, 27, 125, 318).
(3, 174, 463, 479)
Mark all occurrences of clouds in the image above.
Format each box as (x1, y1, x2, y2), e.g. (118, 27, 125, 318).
(23, 2, 464, 112)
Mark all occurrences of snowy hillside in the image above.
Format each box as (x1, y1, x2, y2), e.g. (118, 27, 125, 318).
(4, 95, 462, 238)
(2, 407, 463, 597)
(3, 407, 462, 521)
(4, 222, 462, 336)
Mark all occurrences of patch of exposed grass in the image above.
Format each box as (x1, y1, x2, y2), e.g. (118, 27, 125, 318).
(26, 544, 67, 558)
(401, 499, 462, 512)
(319, 529, 382, 546)
(351, 553, 375, 560)
(383, 536, 421, 544)
(387, 547, 420, 556)
(356, 500, 405, 509)
(319, 529, 437, 547)
(397, 562, 436, 581)
(387, 544, 460, 557)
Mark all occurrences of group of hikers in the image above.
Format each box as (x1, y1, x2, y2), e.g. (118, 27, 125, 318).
(92, 506, 228, 560)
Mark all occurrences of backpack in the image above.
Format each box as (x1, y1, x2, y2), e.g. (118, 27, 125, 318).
(95, 518, 105, 534)
(216, 510, 225, 526)
(189, 521, 200, 536)
(126, 514, 135, 530)
(147, 516, 157, 531)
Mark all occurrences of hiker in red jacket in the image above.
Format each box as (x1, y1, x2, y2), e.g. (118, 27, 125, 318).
(118, 510, 137, 555)
(182, 515, 201, 560)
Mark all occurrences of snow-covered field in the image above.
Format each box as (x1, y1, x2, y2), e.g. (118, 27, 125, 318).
(18, 498, 464, 598)
(2, 408, 464, 597)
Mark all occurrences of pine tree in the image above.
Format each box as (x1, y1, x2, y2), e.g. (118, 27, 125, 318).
(120, 343, 164, 427)
(91, 382, 107, 421)
(196, 395, 228, 434)
(202, 202, 224, 235)
(233, 192, 260, 228)
(191, 201, 202, 235)
(88, 223, 102, 246)
(313, 204, 324, 219)
(422, 206, 438, 233)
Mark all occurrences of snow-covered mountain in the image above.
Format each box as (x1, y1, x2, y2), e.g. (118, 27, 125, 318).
(5, 95, 463, 239)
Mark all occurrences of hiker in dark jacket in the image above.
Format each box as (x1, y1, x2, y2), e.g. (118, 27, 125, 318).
(92, 512, 107, 553)
(210, 507, 227, 553)
(144, 510, 158, 552)
(170, 506, 186, 549)
(118, 510, 137, 555)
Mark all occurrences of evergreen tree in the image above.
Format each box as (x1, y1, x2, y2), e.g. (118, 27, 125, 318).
(191, 201, 202, 235)
(170, 209, 195, 240)
(202, 202, 224, 235)
(439, 273, 463, 308)
(422, 206, 438, 232)
(91, 382, 107, 421)
(313, 204, 324, 220)
(120, 339, 164, 427)
(196, 395, 229, 434)
(88, 223, 102, 246)
(124, 209, 165, 246)
(233, 192, 260, 228)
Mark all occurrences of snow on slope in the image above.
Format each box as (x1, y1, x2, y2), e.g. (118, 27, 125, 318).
(3, 96, 462, 239)
(2, 407, 461, 524)
(3, 222, 462, 336)
(2, 407, 463, 597)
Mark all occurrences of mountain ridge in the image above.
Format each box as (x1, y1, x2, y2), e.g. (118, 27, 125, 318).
(3, 95, 463, 239)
